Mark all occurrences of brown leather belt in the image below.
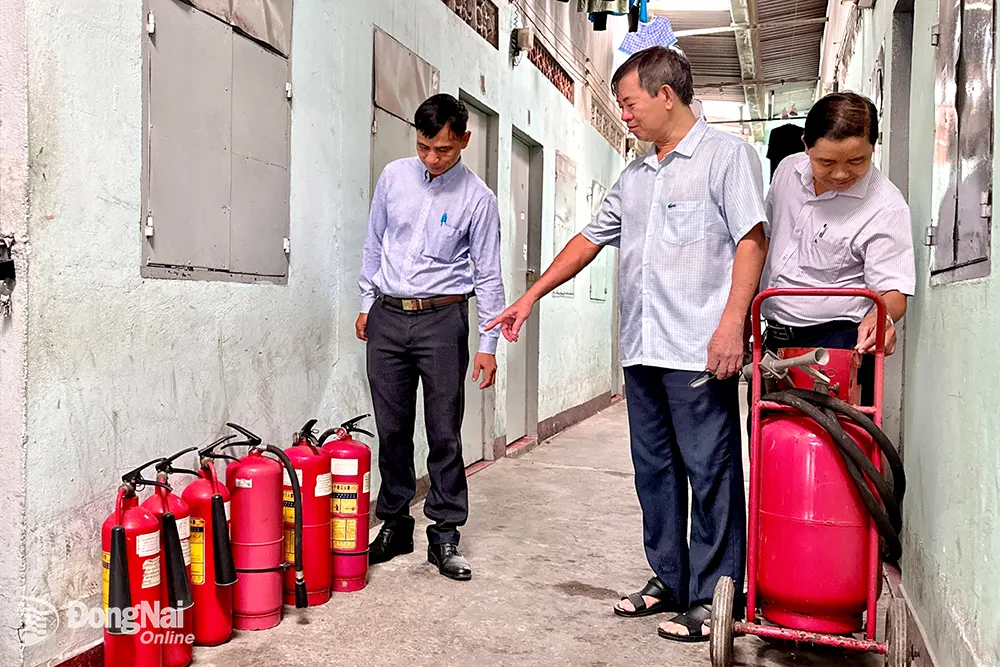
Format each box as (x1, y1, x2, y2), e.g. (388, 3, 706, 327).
(379, 293, 470, 312)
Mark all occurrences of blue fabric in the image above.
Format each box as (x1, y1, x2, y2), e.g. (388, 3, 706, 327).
(623, 365, 746, 607)
(618, 15, 677, 54)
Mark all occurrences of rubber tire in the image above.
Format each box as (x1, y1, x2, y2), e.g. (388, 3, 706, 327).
(710, 576, 735, 667)
(885, 598, 911, 667)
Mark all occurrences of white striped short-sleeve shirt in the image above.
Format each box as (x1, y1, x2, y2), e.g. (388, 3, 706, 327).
(583, 119, 767, 371)
(760, 153, 916, 327)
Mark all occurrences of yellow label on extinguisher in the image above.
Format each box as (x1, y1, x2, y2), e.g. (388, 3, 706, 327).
(331, 483, 358, 514)
(101, 551, 110, 611)
(189, 518, 205, 585)
(283, 528, 295, 564)
(332, 518, 357, 550)
(283, 490, 295, 524)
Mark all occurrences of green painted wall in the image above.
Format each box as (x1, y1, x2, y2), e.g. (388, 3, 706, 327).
(842, 2, 1000, 666)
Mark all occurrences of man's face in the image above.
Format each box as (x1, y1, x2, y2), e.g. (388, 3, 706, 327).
(417, 124, 470, 176)
(806, 136, 874, 192)
(615, 70, 671, 142)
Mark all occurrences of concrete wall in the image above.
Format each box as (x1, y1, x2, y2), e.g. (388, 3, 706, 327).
(0, 0, 29, 664)
(838, 2, 1000, 665)
(11, 0, 625, 663)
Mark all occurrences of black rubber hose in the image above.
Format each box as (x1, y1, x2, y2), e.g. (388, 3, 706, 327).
(763, 390, 903, 562)
(263, 445, 308, 609)
(780, 388, 905, 504)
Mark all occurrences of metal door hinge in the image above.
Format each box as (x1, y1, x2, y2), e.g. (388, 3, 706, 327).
(146, 12, 156, 35)
(924, 224, 937, 246)
(372, 117, 378, 134)
(145, 215, 155, 238)
(283, 237, 291, 254)
(285, 82, 292, 100)
(931, 24, 940, 46)
(982, 191, 992, 218)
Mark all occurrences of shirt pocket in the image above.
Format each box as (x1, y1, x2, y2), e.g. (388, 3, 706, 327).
(659, 201, 708, 246)
(798, 233, 849, 281)
(423, 221, 465, 262)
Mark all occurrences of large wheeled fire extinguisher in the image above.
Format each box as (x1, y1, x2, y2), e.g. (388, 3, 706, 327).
(140, 447, 199, 667)
(179, 436, 239, 646)
(102, 459, 167, 667)
(284, 420, 333, 606)
(220, 422, 308, 631)
(319, 414, 374, 593)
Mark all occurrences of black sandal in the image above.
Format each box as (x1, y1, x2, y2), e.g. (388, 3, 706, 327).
(613, 577, 678, 618)
(657, 603, 713, 643)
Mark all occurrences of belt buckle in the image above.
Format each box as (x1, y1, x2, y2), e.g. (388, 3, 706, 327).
(401, 299, 420, 312)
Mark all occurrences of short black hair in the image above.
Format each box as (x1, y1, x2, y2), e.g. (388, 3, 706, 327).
(414, 94, 469, 139)
(611, 46, 694, 106)
(804, 92, 879, 148)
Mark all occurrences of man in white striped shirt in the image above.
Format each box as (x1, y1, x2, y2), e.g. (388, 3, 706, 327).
(760, 92, 915, 405)
(487, 46, 767, 643)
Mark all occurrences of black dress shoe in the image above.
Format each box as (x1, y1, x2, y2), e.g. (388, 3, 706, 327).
(427, 542, 472, 581)
(369, 518, 414, 565)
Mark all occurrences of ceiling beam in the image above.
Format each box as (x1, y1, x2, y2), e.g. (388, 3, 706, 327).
(729, 0, 766, 142)
(671, 16, 828, 38)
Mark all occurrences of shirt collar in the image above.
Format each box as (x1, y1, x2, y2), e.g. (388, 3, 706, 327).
(796, 155, 874, 199)
(640, 118, 710, 170)
(422, 158, 464, 185)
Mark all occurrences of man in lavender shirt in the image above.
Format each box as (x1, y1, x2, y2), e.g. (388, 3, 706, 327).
(356, 94, 505, 581)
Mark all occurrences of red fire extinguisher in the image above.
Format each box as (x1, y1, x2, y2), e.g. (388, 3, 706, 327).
(102, 459, 166, 667)
(285, 420, 333, 606)
(179, 437, 239, 646)
(140, 447, 198, 667)
(318, 415, 374, 593)
(221, 422, 308, 630)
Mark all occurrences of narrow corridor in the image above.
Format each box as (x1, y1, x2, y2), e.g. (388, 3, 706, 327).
(195, 399, 883, 667)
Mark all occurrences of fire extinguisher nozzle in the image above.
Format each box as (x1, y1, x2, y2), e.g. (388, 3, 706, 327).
(211, 494, 238, 587)
(161, 512, 194, 610)
(107, 525, 131, 635)
(295, 574, 308, 609)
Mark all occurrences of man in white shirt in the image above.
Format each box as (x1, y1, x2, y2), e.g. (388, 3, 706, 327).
(488, 46, 768, 643)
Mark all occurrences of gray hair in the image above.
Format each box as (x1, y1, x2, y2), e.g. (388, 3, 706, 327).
(611, 46, 694, 105)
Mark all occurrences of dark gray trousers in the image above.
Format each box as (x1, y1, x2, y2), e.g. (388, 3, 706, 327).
(365, 297, 470, 545)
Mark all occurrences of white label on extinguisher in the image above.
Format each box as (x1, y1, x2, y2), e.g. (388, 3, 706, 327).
(176, 516, 191, 566)
(283, 469, 304, 486)
(235, 477, 252, 489)
(224, 501, 231, 521)
(135, 532, 160, 558)
(332, 458, 358, 476)
(142, 556, 161, 589)
(363, 471, 370, 494)
(315, 473, 332, 497)
(176, 516, 190, 540)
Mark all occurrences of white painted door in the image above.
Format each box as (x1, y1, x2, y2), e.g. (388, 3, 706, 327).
(506, 137, 532, 443)
(458, 105, 491, 465)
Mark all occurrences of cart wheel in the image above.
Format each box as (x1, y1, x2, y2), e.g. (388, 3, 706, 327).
(709, 576, 735, 667)
(885, 598, 911, 667)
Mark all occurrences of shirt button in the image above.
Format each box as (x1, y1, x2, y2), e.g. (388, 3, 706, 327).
(795, 228, 801, 235)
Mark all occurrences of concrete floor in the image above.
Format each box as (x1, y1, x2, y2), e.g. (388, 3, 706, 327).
(194, 399, 883, 667)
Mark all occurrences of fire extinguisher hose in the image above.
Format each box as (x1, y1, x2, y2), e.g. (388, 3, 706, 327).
(263, 445, 309, 609)
(762, 389, 906, 563)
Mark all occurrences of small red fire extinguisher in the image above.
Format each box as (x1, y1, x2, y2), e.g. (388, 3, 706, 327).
(284, 420, 333, 606)
(221, 422, 308, 631)
(102, 459, 166, 667)
(319, 414, 373, 593)
(179, 437, 239, 646)
(140, 447, 199, 667)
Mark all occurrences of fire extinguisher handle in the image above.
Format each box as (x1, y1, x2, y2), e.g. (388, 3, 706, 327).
(224, 422, 263, 445)
(199, 434, 238, 457)
(155, 446, 199, 472)
(350, 427, 375, 438)
(341, 414, 371, 429)
(120, 457, 169, 488)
